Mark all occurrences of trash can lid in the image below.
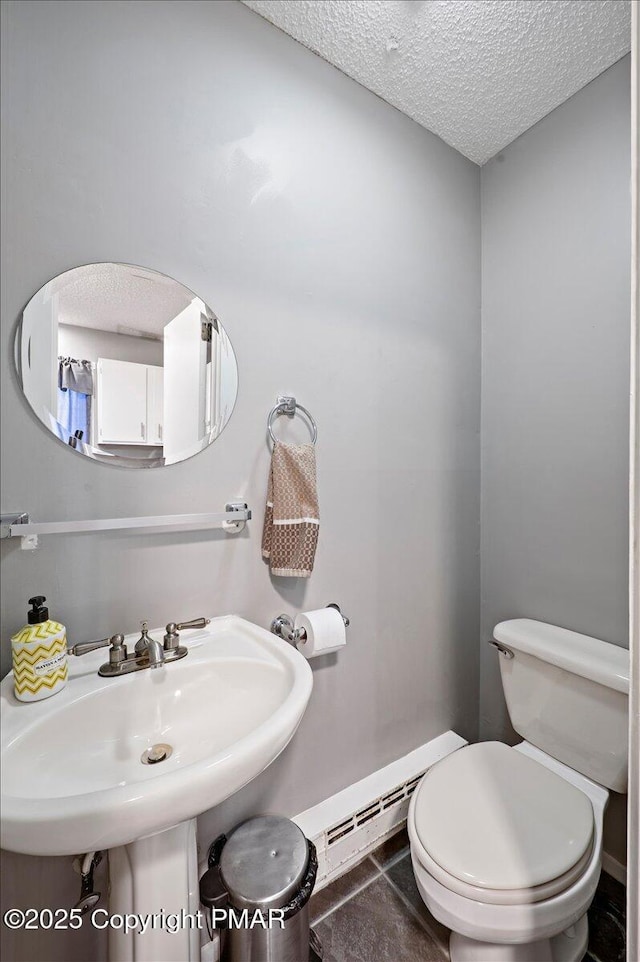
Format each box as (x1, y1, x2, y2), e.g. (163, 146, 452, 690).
(220, 815, 309, 910)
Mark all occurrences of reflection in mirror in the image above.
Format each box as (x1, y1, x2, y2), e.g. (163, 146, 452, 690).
(18, 263, 238, 467)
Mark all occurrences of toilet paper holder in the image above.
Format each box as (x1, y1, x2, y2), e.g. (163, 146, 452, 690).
(271, 604, 350, 645)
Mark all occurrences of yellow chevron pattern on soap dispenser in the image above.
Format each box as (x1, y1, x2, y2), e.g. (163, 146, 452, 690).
(12, 621, 66, 644)
(13, 635, 68, 694)
(14, 665, 69, 696)
(11, 604, 68, 702)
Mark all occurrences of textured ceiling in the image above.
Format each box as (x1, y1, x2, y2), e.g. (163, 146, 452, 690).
(53, 264, 193, 338)
(241, 0, 631, 164)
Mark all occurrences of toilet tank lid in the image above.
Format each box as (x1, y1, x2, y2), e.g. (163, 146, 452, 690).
(494, 619, 629, 694)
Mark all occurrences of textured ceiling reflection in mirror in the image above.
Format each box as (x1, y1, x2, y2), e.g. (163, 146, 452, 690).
(52, 264, 194, 338)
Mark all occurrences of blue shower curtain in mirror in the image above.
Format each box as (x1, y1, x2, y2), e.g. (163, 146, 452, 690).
(57, 357, 93, 446)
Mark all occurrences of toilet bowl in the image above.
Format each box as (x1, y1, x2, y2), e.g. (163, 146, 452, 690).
(408, 742, 607, 961)
(408, 619, 629, 962)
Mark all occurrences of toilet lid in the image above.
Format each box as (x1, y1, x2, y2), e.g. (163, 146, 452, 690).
(413, 743, 594, 891)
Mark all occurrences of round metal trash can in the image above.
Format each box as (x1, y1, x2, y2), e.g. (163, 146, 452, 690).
(200, 815, 322, 962)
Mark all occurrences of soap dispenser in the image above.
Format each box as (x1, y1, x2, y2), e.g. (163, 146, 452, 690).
(11, 596, 68, 702)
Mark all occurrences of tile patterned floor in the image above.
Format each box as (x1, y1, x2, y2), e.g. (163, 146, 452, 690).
(310, 827, 626, 962)
(584, 870, 626, 962)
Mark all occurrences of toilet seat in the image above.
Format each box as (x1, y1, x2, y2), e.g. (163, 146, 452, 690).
(411, 742, 594, 906)
(411, 827, 594, 905)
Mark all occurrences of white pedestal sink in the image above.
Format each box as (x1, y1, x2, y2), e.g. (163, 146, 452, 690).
(1, 616, 313, 962)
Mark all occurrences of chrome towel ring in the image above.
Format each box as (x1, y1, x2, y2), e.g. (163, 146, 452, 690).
(267, 396, 318, 445)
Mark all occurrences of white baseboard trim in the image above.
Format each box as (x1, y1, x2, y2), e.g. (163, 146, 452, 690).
(602, 851, 627, 886)
(293, 730, 467, 891)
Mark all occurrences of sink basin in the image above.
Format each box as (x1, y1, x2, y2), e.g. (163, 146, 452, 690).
(1, 615, 313, 856)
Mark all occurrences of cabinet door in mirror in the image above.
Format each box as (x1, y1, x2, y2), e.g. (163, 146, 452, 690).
(17, 263, 238, 467)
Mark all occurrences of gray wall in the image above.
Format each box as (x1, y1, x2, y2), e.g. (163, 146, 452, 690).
(0, 2, 480, 958)
(480, 58, 630, 862)
(58, 324, 164, 366)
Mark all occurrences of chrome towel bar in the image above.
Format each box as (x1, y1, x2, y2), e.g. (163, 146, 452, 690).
(0, 503, 251, 549)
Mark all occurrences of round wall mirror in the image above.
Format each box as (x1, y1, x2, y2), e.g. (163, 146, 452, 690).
(17, 263, 238, 468)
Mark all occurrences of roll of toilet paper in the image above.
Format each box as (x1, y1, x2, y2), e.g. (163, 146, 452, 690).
(294, 607, 346, 659)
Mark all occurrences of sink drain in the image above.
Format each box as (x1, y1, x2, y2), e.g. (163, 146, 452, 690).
(141, 743, 173, 765)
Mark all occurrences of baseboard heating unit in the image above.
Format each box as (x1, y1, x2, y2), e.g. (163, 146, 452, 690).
(293, 730, 467, 890)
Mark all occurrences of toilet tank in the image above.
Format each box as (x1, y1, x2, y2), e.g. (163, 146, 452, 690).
(493, 619, 629, 793)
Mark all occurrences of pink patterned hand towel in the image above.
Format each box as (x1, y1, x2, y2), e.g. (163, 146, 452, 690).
(262, 440, 319, 578)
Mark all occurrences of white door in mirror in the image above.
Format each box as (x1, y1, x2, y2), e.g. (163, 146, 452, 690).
(162, 299, 207, 464)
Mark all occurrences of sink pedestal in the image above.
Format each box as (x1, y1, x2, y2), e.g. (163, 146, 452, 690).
(108, 819, 201, 962)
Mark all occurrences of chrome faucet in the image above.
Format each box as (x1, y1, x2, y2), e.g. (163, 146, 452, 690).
(135, 622, 165, 669)
(69, 617, 210, 678)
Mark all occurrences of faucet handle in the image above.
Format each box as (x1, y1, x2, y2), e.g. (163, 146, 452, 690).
(164, 617, 210, 651)
(108, 633, 127, 666)
(70, 635, 122, 657)
(175, 617, 210, 631)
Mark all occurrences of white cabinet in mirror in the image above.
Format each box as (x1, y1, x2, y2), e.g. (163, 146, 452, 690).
(17, 263, 238, 468)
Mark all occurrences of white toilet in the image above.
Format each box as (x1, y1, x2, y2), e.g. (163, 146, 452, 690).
(408, 618, 629, 962)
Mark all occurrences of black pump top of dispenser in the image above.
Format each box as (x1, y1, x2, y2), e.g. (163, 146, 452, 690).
(28, 596, 48, 624)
